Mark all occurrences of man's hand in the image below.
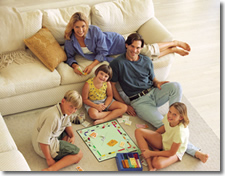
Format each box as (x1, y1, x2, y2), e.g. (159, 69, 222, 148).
(126, 105, 136, 116)
(155, 81, 169, 90)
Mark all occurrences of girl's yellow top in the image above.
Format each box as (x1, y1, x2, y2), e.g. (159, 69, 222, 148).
(87, 77, 107, 101)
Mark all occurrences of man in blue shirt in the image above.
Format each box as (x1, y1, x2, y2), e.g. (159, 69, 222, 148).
(110, 33, 208, 162)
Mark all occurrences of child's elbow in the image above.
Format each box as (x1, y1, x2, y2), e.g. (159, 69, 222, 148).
(168, 150, 177, 156)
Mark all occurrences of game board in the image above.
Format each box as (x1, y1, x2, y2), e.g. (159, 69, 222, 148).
(77, 120, 140, 162)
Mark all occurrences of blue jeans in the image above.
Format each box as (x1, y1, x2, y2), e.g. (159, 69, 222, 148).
(123, 82, 198, 157)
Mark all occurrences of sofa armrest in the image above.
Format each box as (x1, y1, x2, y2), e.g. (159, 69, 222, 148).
(0, 113, 18, 153)
(138, 17, 174, 44)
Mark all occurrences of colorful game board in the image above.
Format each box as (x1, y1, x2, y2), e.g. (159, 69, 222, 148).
(77, 120, 140, 162)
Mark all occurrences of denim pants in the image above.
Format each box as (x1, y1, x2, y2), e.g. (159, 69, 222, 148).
(129, 82, 198, 156)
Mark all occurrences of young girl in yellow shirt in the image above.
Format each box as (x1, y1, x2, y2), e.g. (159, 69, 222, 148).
(82, 64, 127, 125)
(135, 102, 208, 171)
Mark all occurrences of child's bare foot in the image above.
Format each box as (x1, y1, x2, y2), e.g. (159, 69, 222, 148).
(195, 150, 209, 163)
(174, 40, 191, 51)
(93, 119, 105, 125)
(149, 167, 157, 171)
(42, 168, 51, 171)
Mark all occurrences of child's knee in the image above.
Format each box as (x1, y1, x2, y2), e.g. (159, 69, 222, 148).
(76, 150, 83, 162)
(121, 103, 128, 113)
(89, 111, 98, 120)
(135, 128, 143, 137)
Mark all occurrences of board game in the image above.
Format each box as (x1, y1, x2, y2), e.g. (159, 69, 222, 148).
(77, 120, 140, 162)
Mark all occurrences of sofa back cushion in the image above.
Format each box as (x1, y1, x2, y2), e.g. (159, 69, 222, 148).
(42, 5, 91, 44)
(20, 10, 43, 39)
(91, 0, 154, 35)
(0, 7, 25, 54)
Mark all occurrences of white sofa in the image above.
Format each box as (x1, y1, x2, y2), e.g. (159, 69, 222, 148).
(0, 113, 30, 171)
(0, 0, 174, 171)
(0, 0, 174, 117)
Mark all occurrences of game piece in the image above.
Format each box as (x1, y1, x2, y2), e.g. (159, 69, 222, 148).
(76, 166, 84, 171)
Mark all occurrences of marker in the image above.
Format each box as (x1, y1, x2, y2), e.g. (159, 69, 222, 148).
(117, 129, 122, 134)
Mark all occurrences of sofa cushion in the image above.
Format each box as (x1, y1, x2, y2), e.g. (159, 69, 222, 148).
(20, 10, 43, 39)
(57, 55, 108, 85)
(0, 7, 25, 54)
(42, 4, 91, 44)
(91, 0, 154, 35)
(0, 53, 61, 99)
(24, 27, 67, 72)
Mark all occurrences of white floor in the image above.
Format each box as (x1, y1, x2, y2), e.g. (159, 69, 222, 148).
(153, 0, 220, 139)
(0, 0, 220, 139)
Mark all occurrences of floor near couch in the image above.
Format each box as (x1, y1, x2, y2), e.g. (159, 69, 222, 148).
(3, 95, 219, 172)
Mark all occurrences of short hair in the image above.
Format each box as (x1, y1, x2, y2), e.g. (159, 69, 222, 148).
(95, 64, 113, 82)
(169, 102, 189, 128)
(125, 33, 145, 47)
(64, 12, 89, 40)
(64, 90, 82, 109)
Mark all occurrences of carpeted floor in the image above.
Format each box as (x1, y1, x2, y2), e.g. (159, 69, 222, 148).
(3, 95, 220, 172)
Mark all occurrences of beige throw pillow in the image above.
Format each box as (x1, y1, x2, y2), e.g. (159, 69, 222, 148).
(24, 27, 67, 71)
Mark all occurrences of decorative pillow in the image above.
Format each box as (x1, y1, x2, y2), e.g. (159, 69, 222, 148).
(91, 0, 154, 35)
(42, 4, 91, 44)
(20, 10, 43, 39)
(0, 7, 25, 54)
(24, 27, 67, 72)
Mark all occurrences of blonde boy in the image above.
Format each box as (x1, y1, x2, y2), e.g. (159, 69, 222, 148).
(32, 90, 83, 171)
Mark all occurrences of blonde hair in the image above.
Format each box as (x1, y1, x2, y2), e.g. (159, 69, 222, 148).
(64, 12, 89, 40)
(64, 90, 82, 109)
(170, 102, 189, 128)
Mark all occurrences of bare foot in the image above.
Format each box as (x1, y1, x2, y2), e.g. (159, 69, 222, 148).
(42, 168, 51, 171)
(93, 119, 105, 125)
(149, 167, 157, 171)
(172, 47, 190, 56)
(174, 40, 191, 51)
(195, 151, 209, 163)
